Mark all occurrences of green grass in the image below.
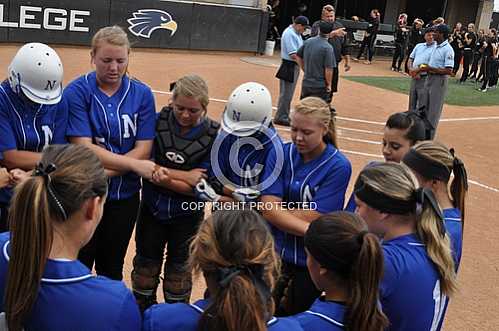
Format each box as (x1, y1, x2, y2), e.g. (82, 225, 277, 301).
(344, 76, 499, 107)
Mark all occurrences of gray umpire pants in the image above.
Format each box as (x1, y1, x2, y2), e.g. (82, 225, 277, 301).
(424, 74, 448, 139)
(276, 65, 300, 122)
(408, 75, 427, 112)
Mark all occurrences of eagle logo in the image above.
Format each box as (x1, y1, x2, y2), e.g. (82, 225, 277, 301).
(127, 9, 178, 39)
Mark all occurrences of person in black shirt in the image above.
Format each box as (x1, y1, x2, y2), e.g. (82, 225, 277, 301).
(459, 23, 477, 83)
(450, 23, 465, 76)
(392, 13, 410, 72)
(354, 9, 381, 64)
(470, 28, 486, 80)
(479, 29, 498, 92)
(404, 18, 425, 73)
(310, 5, 351, 105)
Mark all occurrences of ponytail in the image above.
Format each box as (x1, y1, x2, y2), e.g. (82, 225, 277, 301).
(449, 149, 468, 224)
(304, 212, 388, 331)
(4, 144, 108, 331)
(190, 210, 279, 331)
(417, 204, 457, 297)
(325, 115, 338, 148)
(347, 232, 388, 331)
(5, 177, 54, 331)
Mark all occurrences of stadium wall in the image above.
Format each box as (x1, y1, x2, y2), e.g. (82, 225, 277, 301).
(0, 0, 268, 52)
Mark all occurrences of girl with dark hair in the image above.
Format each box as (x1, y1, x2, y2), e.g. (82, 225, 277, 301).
(0, 144, 140, 331)
(286, 211, 388, 331)
(354, 162, 457, 331)
(344, 111, 426, 212)
(261, 97, 352, 316)
(143, 210, 302, 331)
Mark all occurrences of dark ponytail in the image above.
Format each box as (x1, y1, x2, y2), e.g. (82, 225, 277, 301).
(304, 212, 388, 331)
(5, 144, 107, 331)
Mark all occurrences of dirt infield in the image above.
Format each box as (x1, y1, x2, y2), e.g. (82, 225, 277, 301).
(1, 44, 498, 330)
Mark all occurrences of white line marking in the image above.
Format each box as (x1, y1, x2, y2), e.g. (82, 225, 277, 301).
(468, 180, 499, 193)
(338, 127, 383, 135)
(342, 150, 383, 158)
(152, 89, 499, 125)
(275, 125, 381, 145)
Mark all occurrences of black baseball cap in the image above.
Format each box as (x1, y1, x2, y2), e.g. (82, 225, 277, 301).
(319, 21, 334, 34)
(294, 16, 310, 26)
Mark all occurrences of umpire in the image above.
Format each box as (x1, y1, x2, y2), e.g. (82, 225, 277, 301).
(407, 27, 436, 112)
(419, 24, 454, 139)
(296, 21, 336, 102)
(310, 5, 350, 106)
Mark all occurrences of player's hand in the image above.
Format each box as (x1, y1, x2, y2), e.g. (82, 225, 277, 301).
(195, 179, 221, 202)
(344, 64, 351, 72)
(152, 166, 170, 185)
(9, 169, 29, 187)
(184, 168, 207, 187)
(232, 187, 260, 202)
(132, 159, 157, 180)
(0, 168, 10, 188)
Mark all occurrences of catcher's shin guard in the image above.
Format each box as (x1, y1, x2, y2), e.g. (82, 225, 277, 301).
(131, 255, 161, 312)
(163, 264, 193, 304)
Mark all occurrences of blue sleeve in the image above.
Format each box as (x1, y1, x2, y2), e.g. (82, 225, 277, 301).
(313, 157, 351, 213)
(65, 82, 93, 138)
(261, 146, 286, 198)
(344, 192, 356, 212)
(410, 45, 418, 59)
(0, 107, 17, 152)
(444, 47, 455, 68)
(52, 100, 69, 144)
(136, 87, 156, 140)
(118, 290, 141, 331)
(289, 35, 301, 55)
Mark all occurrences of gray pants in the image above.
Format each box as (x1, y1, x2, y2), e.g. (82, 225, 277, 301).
(424, 74, 448, 139)
(408, 75, 427, 112)
(276, 65, 300, 121)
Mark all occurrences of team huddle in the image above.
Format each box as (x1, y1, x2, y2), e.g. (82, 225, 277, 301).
(0, 24, 468, 331)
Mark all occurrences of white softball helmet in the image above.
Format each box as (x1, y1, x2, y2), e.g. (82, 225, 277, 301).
(8, 42, 63, 105)
(222, 82, 273, 137)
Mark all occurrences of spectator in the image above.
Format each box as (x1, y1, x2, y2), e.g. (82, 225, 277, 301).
(479, 29, 499, 92)
(354, 9, 381, 64)
(459, 23, 477, 83)
(297, 21, 337, 103)
(275, 16, 309, 127)
(392, 13, 410, 72)
(450, 22, 464, 76)
(470, 28, 486, 80)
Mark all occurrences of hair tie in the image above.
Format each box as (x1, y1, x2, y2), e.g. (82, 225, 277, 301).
(356, 230, 369, 245)
(33, 163, 68, 220)
(414, 187, 446, 238)
(217, 264, 271, 304)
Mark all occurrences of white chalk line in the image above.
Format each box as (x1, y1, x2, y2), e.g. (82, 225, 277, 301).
(153, 89, 499, 124)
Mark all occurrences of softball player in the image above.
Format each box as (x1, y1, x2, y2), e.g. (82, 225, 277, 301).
(345, 111, 426, 211)
(132, 75, 220, 311)
(193, 82, 281, 203)
(64, 26, 156, 280)
(0, 144, 140, 331)
(143, 210, 302, 331)
(287, 212, 388, 331)
(354, 162, 457, 331)
(0, 42, 66, 231)
(261, 97, 352, 316)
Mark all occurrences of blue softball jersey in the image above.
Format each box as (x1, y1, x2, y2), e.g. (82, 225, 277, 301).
(65, 72, 156, 201)
(288, 298, 345, 331)
(381, 233, 449, 331)
(143, 299, 303, 331)
(0, 232, 141, 331)
(262, 143, 352, 267)
(0, 80, 68, 205)
(443, 207, 463, 268)
(208, 126, 283, 189)
(143, 113, 211, 221)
